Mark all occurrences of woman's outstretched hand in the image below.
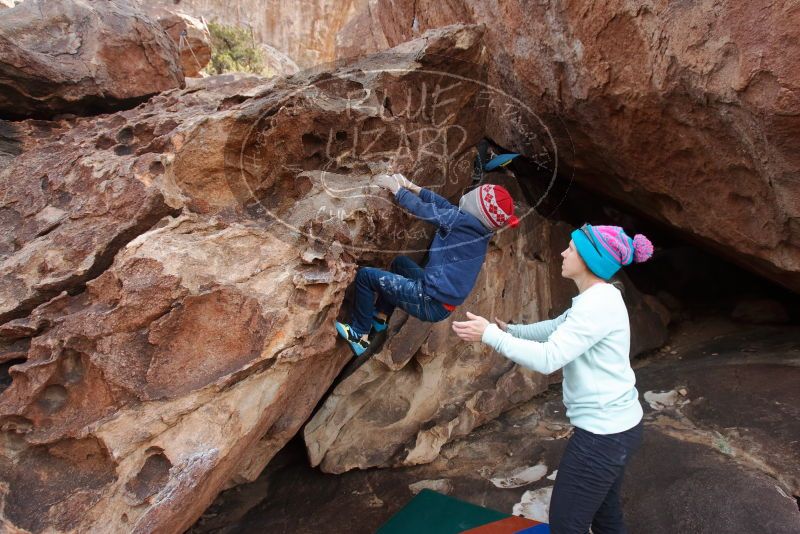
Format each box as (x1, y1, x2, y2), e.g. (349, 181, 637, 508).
(452, 311, 491, 341)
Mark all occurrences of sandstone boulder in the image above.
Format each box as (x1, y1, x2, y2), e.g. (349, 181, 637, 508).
(260, 43, 300, 77)
(0, 0, 184, 119)
(0, 25, 497, 533)
(151, 8, 212, 78)
(338, 0, 800, 294)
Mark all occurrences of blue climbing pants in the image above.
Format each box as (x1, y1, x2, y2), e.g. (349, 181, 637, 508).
(351, 255, 451, 336)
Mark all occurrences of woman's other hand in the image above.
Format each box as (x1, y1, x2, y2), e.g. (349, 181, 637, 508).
(452, 311, 491, 341)
(494, 317, 509, 332)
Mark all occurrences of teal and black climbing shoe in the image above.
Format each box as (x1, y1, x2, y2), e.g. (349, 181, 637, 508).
(484, 152, 520, 171)
(371, 314, 388, 334)
(334, 321, 370, 357)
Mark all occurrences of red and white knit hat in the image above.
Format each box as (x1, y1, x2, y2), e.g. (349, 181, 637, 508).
(459, 184, 519, 230)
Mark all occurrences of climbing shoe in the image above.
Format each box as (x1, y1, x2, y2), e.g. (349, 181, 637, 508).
(371, 314, 388, 334)
(484, 152, 520, 171)
(334, 321, 370, 357)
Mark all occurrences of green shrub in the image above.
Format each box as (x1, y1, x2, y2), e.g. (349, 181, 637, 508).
(206, 21, 265, 75)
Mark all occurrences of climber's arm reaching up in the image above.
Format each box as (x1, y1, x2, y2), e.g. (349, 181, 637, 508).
(375, 173, 459, 230)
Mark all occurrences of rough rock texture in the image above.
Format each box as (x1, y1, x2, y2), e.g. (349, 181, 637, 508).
(146, 0, 367, 68)
(151, 7, 212, 77)
(260, 43, 300, 78)
(0, 25, 504, 533)
(336, 0, 391, 60)
(338, 0, 800, 293)
(0, 0, 185, 120)
(637, 319, 800, 497)
(304, 211, 564, 473)
(193, 320, 800, 534)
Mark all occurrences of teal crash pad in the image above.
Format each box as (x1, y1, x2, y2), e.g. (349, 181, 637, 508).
(377, 489, 510, 534)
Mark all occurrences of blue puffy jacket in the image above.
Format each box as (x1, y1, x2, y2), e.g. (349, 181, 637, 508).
(395, 187, 492, 306)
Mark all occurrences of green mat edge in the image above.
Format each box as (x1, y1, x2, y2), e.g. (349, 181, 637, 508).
(377, 489, 511, 534)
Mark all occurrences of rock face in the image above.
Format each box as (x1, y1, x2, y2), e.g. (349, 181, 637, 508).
(260, 43, 300, 78)
(304, 212, 564, 473)
(337, 0, 800, 294)
(147, 0, 367, 68)
(0, 0, 185, 119)
(0, 25, 506, 533)
(151, 8, 212, 78)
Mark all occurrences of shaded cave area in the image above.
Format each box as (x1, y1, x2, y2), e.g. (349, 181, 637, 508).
(506, 148, 800, 327)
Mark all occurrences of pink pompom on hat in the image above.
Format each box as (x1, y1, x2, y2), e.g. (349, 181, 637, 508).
(571, 224, 654, 280)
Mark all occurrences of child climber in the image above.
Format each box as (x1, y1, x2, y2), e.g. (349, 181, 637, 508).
(335, 173, 519, 356)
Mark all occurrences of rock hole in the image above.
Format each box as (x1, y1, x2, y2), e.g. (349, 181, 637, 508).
(302, 152, 323, 170)
(132, 122, 155, 145)
(115, 126, 134, 144)
(335, 130, 347, 141)
(301, 133, 325, 155)
(0, 357, 26, 394)
(149, 160, 165, 175)
(95, 134, 115, 150)
(0, 415, 33, 433)
(61, 349, 85, 384)
(125, 452, 172, 504)
(37, 384, 68, 413)
(53, 189, 72, 209)
(361, 116, 386, 132)
(153, 118, 179, 136)
(1, 415, 32, 453)
(113, 144, 134, 156)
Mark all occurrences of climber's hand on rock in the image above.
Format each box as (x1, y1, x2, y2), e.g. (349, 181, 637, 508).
(391, 173, 412, 188)
(392, 173, 421, 194)
(494, 317, 509, 332)
(452, 311, 490, 342)
(374, 173, 402, 194)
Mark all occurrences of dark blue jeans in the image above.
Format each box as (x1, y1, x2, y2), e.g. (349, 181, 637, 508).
(549, 420, 644, 534)
(351, 255, 451, 336)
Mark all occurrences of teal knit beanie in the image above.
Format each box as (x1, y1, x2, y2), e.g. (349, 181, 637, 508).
(571, 224, 654, 280)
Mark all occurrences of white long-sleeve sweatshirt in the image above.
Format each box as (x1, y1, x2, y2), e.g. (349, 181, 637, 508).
(482, 282, 643, 434)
